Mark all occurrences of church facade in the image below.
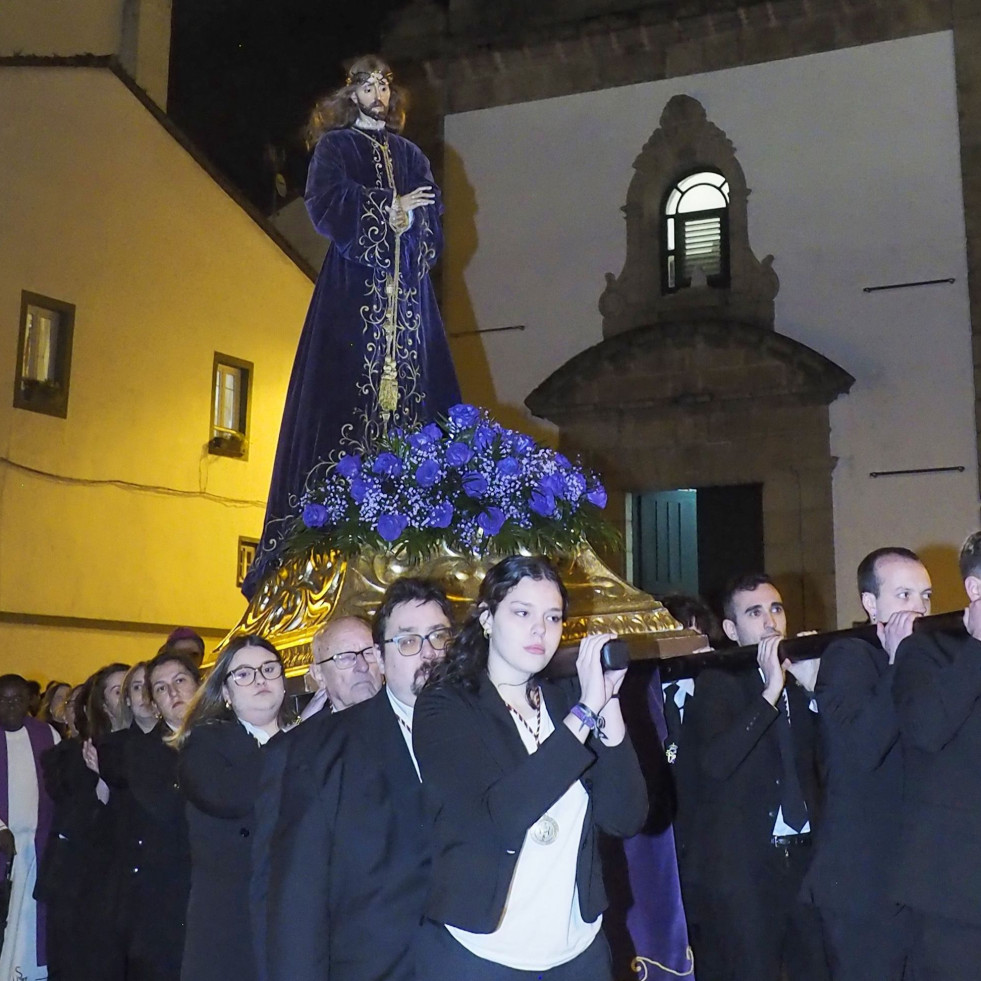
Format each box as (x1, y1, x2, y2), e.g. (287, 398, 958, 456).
(386, 0, 980, 628)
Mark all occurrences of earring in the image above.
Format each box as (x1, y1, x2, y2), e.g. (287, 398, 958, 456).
(482, 623, 491, 639)
(224, 699, 231, 710)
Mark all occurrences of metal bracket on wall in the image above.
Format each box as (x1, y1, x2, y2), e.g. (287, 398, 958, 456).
(869, 466, 965, 478)
(448, 324, 527, 337)
(863, 278, 955, 293)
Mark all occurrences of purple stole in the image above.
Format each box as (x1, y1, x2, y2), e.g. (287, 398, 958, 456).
(620, 672, 696, 979)
(0, 717, 55, 966)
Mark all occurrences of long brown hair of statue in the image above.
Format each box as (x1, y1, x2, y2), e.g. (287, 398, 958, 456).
(305, 54, 408, 147)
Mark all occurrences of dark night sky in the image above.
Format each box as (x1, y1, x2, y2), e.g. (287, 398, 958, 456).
(168, 0, 408, 210)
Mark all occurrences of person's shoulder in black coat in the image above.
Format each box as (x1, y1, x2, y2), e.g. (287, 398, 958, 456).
(802, 636, 901, 911)
(179, 719, 266, 981)
(179, 719, 263, 819)
(892, 627, 981, 923)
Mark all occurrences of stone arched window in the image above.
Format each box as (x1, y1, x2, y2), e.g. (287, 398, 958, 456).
(600, 95, 778, 339)
(663, 170, 730, 292)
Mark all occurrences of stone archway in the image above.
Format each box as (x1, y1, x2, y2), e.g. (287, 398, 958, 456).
(526, 320, 854, 630)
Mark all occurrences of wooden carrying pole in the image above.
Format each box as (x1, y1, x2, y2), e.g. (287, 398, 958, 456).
(545, 610, 966, 678)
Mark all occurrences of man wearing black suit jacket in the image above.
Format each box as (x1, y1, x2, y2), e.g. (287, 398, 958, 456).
(894, 532, 981, 980)
(253, 578, 453, 981)
(802, 547, 931, 980)
(686, 573, 828, 981)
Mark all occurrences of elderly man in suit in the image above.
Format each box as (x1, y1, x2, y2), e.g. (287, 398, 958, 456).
(802, 547, 931, 980)
(307, 616, 383, 714)
(686, 573, 828, 981)
(893, 531, 981, 980)
(253, 577, 453, 981)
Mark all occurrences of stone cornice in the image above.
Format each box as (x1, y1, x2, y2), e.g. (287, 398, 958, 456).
(525, 320, 855, 422)
(386, 0, 952, 113)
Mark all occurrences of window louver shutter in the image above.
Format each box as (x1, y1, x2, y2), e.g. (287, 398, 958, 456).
(681, 216, 722, 281)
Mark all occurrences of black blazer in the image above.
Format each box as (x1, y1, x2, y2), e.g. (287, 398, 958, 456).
(254, 689, 429, 981)
(102, 721, 190, 981)
(412, 675, 648, 934)
(178, 720, 264, 981)
(801, 637, 903, 912)
(686, 666, 821, 892)
(893, 628, 981, 924)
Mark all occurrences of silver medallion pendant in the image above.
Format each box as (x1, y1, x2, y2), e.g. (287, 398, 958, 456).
(530, 814, 559, 845)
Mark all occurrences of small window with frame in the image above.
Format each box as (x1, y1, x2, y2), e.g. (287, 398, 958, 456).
(13, 291, 75, 418)
(662, 170, 731, 293)
(237, 536, 259, 587)
(210, 353, 252, 460)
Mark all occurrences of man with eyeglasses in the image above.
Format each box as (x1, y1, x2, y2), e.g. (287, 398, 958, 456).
(308, 616, 382, 714)
(254, 577, 454, 981)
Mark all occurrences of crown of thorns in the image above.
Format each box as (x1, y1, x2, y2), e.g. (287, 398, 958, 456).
(347, 69, 393, 87)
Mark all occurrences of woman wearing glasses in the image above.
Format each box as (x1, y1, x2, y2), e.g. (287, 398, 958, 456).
(413, 555, 648, 980)
(174, 636, 293, 981)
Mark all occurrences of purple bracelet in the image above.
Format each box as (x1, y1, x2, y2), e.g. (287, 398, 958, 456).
(570, 702, 606, 739)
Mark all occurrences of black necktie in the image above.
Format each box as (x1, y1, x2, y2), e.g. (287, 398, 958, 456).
(663, 684, 683, 757)
(774, 692, 808, 832)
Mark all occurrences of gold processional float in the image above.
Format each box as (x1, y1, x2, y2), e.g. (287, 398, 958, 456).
(207, 405, 705, 677)
(212, 543, 702, 679)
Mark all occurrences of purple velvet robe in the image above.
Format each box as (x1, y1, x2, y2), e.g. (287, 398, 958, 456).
(244, 125, 461, 597)
(618, 674, 696, 979)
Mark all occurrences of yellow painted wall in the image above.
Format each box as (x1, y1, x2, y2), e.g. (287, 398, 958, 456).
(0, 66, 314, 681)
(0, 0, 124, 57)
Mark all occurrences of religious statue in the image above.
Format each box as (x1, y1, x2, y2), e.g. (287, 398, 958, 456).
(243, 55, 461, 598)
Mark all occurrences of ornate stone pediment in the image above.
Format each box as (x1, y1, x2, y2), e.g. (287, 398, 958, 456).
(600, 95, 779, 338)
(526, 319, 854, 422)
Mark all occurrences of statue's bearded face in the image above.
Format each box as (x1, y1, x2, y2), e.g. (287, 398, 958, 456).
(352, 77, 391, 121)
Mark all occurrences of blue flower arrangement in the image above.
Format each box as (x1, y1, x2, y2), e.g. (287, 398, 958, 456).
(286, 404, 614, 560)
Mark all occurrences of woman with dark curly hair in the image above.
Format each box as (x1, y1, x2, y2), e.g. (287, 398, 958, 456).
(413, 555, 649, 979)
(174, 635, 293, 981)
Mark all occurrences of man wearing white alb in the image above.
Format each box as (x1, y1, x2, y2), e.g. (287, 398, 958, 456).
(0, 674, 59, 981)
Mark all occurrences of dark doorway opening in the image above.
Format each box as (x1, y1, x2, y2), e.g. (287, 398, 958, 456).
(632, 484, 764, 614)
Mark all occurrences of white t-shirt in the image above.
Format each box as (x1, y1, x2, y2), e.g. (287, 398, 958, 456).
(446, 702, 601, 970)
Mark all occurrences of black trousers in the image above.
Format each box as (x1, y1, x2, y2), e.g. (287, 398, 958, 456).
(415, 919, 613, 981)
(909, 911, 981, 981)
(818, 905, 912, 981)
(697, 841, 830, 981)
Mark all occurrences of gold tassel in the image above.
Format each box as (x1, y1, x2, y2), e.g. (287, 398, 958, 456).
(379, 355, 398, 415)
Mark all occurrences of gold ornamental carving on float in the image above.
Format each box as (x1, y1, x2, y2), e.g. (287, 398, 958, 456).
(209, 543, 698, 675)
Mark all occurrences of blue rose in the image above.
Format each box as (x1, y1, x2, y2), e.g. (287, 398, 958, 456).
(472, 425, 496, 451)
(541, 472, 565, 497)
(529, 489, 556, 517)
(335, 454, 361, 478)
(512, 434, 535, 456)
(449, 404, 481, 429)
(428, 501, 454, 528)
(376, 513, 409, 541)
(554, 453, 572, 470)
(463, 472, 488, 498)
(350, 476, 370, 504)
(408, 432, 432, 452)
(586, 483, 608, 509)
(497, 457, 520, 477)
(302, 503, 328, 528)
(415, 459, 440, 488)
(477, 507, 505, 536)
(421, 423, 443, 442)
(445, 441, 473, 467)
(371, 452, 403, 477)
